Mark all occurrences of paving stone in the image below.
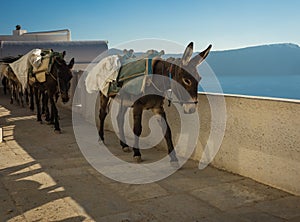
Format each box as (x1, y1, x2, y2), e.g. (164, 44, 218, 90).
(107, 182, 169, 202)
(178, 164, 243, 183)
(228, 206, 285, 222)
(6, 215, 27, 222)
(190, 179, 291, 211)
(254, 196, 300, 219)
(96, 210, 158, 222)
(23, 198, 80, 222)
(55, 175, 131, 218)
(133, 194, 220, 222)
(287, 215, 300, 222)
(0, 185, 22, 222)
(158, 173, 208, 193)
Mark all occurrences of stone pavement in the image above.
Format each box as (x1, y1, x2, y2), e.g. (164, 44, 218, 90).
(1, 94, 300, 222)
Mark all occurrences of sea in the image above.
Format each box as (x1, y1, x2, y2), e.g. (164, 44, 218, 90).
(198, 74, 300, 100)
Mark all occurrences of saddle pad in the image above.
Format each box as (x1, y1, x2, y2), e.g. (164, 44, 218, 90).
(118, 58, 146, 82)
(32, 55, 51, 83)
(109, 58, 147, 95)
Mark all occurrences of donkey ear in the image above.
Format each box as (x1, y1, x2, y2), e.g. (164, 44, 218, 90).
(190, 44, 212, 66)
(68, 58, 75, 69)
(181, 42, 194, 66)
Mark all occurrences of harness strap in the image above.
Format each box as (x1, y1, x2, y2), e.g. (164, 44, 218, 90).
(147, 58, 152, 75)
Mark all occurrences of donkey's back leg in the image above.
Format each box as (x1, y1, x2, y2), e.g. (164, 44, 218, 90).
(98, 92, 109, 142)
(132, 104, 143, 162)
(117, 104, 131, 152)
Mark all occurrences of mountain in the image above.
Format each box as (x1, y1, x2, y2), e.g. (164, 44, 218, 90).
(111, 43, 300, 76)
(206, 43, 300, 76)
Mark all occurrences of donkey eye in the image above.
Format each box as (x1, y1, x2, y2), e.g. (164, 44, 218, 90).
(182, 78, 192, 86)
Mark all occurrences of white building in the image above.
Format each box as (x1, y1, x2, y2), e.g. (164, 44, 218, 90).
(0, 27, 71, 42)
(0, 27, 108, 70)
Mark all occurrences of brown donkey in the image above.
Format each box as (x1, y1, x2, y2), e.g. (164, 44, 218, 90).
(99, 42, 212, 163)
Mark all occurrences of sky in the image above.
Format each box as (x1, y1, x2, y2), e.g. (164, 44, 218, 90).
(1, 0, 300, 52)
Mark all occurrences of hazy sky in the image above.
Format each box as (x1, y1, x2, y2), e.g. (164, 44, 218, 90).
(1, 0, 299, 52)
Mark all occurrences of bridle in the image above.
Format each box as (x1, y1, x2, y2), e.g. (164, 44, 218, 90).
(157, 60, 199, 106)
(48, 57, 65, 97)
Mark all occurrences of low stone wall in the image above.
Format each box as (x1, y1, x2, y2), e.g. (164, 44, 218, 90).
(66, 76, 300, 195)
(193, 94, 300, 196)
(100, 93, 300, 195)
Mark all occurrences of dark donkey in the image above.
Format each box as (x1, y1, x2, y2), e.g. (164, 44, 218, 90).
(29, 51, 74, 132)
(0, 56, 25, 105)
(99, 42, 211, 163)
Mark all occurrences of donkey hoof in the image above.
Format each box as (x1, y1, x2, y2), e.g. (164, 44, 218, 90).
(54, 130, 61, 134)
(170, 161, 180, 168)
(133, 156, 142, 163)
(122, 147, 132, 152)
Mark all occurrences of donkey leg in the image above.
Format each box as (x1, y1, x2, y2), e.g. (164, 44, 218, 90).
(2, 77, 7, 95)
(19, 86, 24, 108)
(98, 93, 109, 142)
(132, 105, 143, 162)
(29, 86, 34, 111)
(152, 107, 178, 163)
(25, 87, 29, 106)
(35, 89, 42, 122)
(15, 84, 20, 106)
(117, 105, 130, 152)
(10, 84, 15, 104)
(49, 95, 60, 132)
(43, 92, 50, 122)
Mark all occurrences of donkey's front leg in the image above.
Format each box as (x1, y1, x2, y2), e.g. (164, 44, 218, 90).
(42, 92, 50, 122)
(49, 95, 60, 133)
(152, 107, 178, 163)
(29, 86, 34, 111)
(34, 89, 42, 122)
(132, 104, 143, 163)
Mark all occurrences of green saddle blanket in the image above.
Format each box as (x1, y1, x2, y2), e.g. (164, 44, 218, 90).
(109, 58, 149, 95)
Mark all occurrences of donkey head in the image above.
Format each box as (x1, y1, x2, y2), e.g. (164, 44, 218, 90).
(53, 52, 75, 103)
(171, 42, 211, 114)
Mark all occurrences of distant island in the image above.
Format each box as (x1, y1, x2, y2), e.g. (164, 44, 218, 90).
(108, 43, 300, 99)
(206, 43, 300, 76)
(113, 43, 300, 77)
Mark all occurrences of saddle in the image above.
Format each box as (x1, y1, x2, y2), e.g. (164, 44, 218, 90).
(108, 49, 164, 96)
(108, 58, 148, 96)
(28, 49, 53, 84)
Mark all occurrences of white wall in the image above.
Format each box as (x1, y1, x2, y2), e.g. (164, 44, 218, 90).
(98, 92, 300, 195)
(0, 29, 70, 42)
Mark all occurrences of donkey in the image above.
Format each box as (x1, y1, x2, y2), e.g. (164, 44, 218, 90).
(29, 51, 74, 132)
(0, 56, 25, 106)
(98, 42, 211, 163)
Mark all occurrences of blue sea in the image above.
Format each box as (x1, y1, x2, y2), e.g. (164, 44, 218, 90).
(198, 74, 300, 100)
